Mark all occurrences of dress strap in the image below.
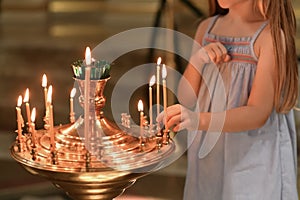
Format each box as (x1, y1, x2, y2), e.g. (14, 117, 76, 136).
(202, 15, 219, 45)
(250, 21, 269, 60)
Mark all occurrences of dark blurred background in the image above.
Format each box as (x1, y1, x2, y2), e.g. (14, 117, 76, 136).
(0, 1, 299, 200)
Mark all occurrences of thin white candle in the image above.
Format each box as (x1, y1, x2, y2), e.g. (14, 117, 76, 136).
(85, 47, 92, 65)
(30, 107, 37, 148)
(70, 88, 76, 123)
(156, 57, 162, 118)
(84, 47, 92, 148)
(47, 85, 55, 151)
(47, 85, 53, 105)
(23, 88, 31, 125)
(16, 95, 23, 141)
(149, 75, 155, 131)
(49, 104, 54, 151)
(42, 74, 48, 108)
(162, 64, 168, 130)
(138, 100, 144, 138)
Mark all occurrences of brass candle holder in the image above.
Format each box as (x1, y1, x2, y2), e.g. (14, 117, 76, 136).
(11, 66, 175, 200)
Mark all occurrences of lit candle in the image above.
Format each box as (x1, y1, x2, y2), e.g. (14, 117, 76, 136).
(47, 85, 55, 151)
(16, 95, 24, 141)
(149, 75, 155, 131)
(47, 85, 53, 106)
(23, 88, 31, 126)
(70, 88, 76, 123)
(84, 47, 92, 147)
(85, 46, 92, 66)
(162, 64, 168, 130)
(138, 100, 144, 138)
(30, 107, 37, 148)
(156, 57, 162, 118)
(42, 74, 48, 108)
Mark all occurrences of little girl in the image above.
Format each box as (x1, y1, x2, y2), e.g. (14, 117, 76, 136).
(157, 0, 298, 199)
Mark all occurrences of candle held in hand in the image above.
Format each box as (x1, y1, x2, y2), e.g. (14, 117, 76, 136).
(162, 64, 168, 130)
(156, 57, 162, 118)
(149, 75, 155, 131)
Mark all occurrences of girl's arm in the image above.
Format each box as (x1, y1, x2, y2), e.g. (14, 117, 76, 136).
(177, 18, 209, 108)
(178, 18, 231, 109)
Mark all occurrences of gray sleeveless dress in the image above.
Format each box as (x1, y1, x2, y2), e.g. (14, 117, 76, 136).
(183, 15, 298, 200)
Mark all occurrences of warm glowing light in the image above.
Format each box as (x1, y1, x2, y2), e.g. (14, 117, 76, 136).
(17, 95, 22, 107)
(149, 75, 155, 87)
(47, 85, 53, 104)
(85, 47, 92, 65)
(70, 88, 76, 98)
(31, 107, 36, 123)
(138, 100, 143, 112)
(42, 74, 47, 88)
(162, 64, 167, 79)
(24, 88, 29, 103)
(157, 57, 162, 65)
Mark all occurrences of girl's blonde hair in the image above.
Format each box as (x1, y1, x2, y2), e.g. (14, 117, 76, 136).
(209, 0, 298, 113)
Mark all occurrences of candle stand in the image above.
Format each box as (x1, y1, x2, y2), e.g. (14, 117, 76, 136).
(11, 71, 174, 199)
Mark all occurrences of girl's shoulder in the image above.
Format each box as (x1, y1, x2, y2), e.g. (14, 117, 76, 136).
(194, 16, 218, 43)
(254, 23, 273, 59)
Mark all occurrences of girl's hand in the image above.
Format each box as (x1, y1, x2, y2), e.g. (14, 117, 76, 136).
(203, 42, 231, 64)
(156, 104, 200, 132)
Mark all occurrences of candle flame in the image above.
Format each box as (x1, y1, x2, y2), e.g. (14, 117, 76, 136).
(157, 57, 162, 65)
(24, 88, 29, 103)
(162, 64, 167, 79)
(149, 75, 155, 87)
(17, 95, 22, 107)
(85, 47, 92, 65)
(42, 74, 47, 88)
(138, 100, 143, 112)
(31, 107, 36, 123)
(47, 85, 53, 104)
(70, 88, 76, 98)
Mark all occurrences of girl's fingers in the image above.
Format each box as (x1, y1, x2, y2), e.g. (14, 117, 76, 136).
(216, 43, 229, 62)
(166, 113, 182, 129)
(204, 43, 231, 64)
(156, 104, 181, 124)
(206, 46, 222, 64)
(173, 124, 181, 132)
(173, 119, 189, 132)
(224, 54, 231, 62)
(166, 105, 181, 118)
(157, 104, 199, 132)
(213, 43, 225, 63)
(206, 49, 216, 63)
(216, 42, 227, 54)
